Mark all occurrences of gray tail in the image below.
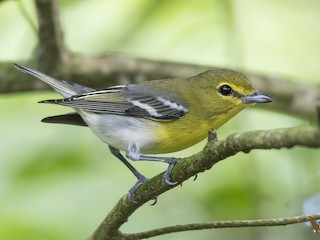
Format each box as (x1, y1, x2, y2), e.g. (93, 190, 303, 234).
(41, 112, 87, 127)
(13, 63, 94, 97)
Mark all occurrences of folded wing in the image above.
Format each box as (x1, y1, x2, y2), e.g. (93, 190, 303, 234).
(42, 84, 189, 121)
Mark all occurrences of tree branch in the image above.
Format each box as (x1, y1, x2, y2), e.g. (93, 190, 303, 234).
(89, 126, 320, 240)
(125, 213, 320, 239)
(1, 0, 319, 120)
(1, 54, 319, 121)
(34, 0, 68, 74)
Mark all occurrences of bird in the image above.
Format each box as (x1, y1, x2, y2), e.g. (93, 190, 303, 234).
(14, 63, 272, 201)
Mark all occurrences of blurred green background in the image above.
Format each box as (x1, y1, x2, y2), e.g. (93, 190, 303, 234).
(1, 0, 320, 239)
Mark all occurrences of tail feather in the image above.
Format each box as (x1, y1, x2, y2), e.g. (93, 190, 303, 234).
(41, 112, 88, 126)
(13, 63, 94, 97)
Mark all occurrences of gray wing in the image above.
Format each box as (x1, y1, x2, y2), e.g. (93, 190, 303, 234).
(41, 85, 189, 121)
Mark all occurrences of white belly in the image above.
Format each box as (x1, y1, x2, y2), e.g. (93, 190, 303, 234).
(79, 112, 159, 152)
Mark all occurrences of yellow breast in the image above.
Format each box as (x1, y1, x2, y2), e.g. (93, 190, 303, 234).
(141, 105, 246, 154)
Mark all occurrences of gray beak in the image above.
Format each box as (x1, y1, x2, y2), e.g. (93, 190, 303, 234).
(242, 90, 272, 104)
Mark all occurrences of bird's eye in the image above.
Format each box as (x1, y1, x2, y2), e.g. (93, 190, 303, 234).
(219, 85, 232, 96)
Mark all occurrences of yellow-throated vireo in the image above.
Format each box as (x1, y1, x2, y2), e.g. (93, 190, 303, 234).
(14, 64, 272, 199)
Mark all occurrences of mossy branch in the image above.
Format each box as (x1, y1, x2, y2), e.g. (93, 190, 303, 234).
(89, 126, 320, 240)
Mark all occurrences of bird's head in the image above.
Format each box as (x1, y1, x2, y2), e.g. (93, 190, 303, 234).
(186, 69, 272, 127)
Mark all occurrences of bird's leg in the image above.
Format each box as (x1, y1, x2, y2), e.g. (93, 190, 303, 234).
(109, 146, 148, 202)
(126, 144, 180, 185)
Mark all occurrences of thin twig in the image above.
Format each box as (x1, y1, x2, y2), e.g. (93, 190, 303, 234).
(317, 102, 320, 129)
(17, 0, 37, 34)
(125, 213, 320, 239)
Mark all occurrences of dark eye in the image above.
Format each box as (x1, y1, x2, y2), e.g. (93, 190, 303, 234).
(219, 84, 232, 96)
